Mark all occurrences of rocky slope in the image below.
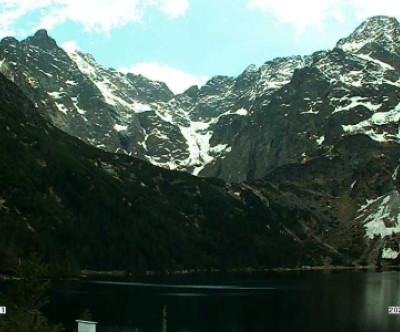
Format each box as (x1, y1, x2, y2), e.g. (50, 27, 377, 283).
(253, 134, 400, 266)
(0, 68, 399, 271)
(0, 72, 342, 274)
(201, 15, 400, 181)
(1, 16, 399, 182)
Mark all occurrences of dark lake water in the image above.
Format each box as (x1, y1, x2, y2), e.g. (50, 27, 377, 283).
(42, 270, 400, 331)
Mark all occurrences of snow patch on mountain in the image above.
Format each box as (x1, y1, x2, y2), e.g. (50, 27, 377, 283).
(114, 124, 128, 132)
(300, 106, 319, 115)
(39, 70, 53, 78)
(339, 40, 366, 53)
(258, 56, 309, 94)
(71, 97, 87, 115)
(48, 91, 64, 99)
(393, 166, 399, 181)
(236, 108, 248, 116)
(316, 136, 325, 145)
(332, 96, 381, 114)
(357, 191, 400, 239)
(355, 53, 395, 70)
(382, 247, 399, 259)
(179, 121, 213, 175)
(54, 102, 68, 115)
(342, 103, 400, 142)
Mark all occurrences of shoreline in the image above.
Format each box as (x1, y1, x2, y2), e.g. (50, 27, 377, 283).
(74, 264, 398, 280)
(1, 264, 398, 282)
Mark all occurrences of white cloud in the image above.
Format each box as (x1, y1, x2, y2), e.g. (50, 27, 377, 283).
(246, 0, 400, 33)
(121, 62, 208, 94)
(33, 0, 143, 33)
(159, 0, 189, 18)
(0, 0, 189, 38)
(247, 0, 340, 33)
(0, 28, 15, 38)
(61, 40, 80, 54)
(348, 0, 400, 21)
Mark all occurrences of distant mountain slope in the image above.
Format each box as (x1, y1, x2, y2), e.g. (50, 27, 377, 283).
(254, 134, 400, 266)
(0, 72, 341, 274)
(2, 16, 399, 182)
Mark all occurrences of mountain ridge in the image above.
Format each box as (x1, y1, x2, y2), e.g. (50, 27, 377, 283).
(4, 18, 396, 179)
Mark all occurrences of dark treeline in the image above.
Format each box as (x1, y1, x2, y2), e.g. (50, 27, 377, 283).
(0, 73, 335, 276)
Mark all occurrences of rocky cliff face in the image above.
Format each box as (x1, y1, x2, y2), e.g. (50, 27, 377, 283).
(202, 16, 400, 181)
(250, 134, 400, 266)
(2, 16, 399, 183)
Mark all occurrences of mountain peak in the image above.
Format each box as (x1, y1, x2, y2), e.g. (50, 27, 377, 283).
(336, 15, 400, 53)
(0, 36, 19, 46)
(23, 29, 58, 50)
(361, 15, 399, 27)
(244, 64, 258, 73)
(34, 29, 50, 38)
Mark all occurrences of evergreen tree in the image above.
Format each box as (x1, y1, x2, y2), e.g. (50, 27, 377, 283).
(1, 254, 64, 331)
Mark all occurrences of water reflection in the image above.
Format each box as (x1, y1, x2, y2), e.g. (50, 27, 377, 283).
(361, 272, 400, 332)
(26, 271, 400, 331)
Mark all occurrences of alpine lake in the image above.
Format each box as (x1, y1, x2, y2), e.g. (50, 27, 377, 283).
(35, 269, 400, 332)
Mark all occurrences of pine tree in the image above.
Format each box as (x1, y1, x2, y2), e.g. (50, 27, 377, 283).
(2, 254, 64, 331)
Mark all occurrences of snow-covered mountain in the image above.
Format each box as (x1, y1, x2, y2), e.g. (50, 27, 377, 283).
(0, 30, 260, 175)
(2, 16, 398, 183)
(1, 15, 400, 267)
(201, 15, 400, 181)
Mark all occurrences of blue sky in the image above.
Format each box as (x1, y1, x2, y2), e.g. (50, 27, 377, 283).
(1, 0, 399, 93)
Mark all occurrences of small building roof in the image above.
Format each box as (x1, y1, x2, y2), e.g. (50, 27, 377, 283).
(76, 320, 98, 324)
